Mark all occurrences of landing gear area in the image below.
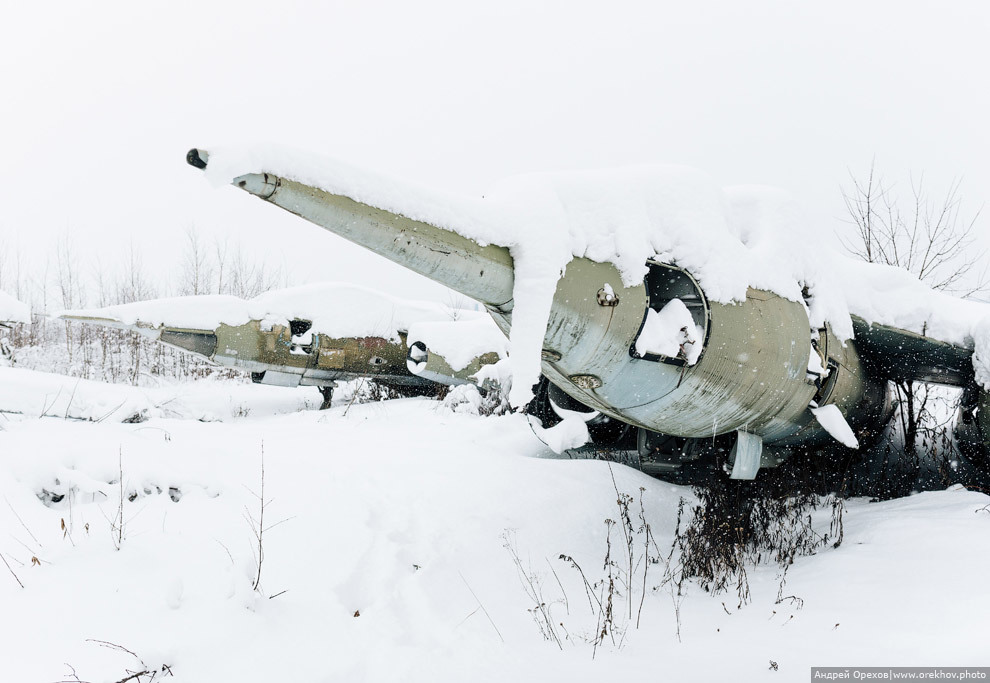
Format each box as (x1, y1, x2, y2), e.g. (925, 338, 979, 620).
(525, 376, 723, 484)
(319, 386, 334, 410)
(525, 376, 987, 496)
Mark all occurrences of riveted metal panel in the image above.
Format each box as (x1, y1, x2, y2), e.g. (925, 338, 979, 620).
(229, 172, 515, 310)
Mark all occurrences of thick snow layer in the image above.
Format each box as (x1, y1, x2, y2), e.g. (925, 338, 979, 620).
(58, 283, 486, 343)
(473, 356, 513, 392)
(810, 404, 860, 448)
(0, 290, 30, 324)
(1, 368, 988, 681)
(203, 147, 990, 405)
(633, 298, 703, 364)
(407, 317, 508, 372)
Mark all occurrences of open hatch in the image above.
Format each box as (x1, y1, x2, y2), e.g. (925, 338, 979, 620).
(630, 261, 710, 366)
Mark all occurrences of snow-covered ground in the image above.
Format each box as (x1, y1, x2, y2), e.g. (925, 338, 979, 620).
(1, 367, 988, 682)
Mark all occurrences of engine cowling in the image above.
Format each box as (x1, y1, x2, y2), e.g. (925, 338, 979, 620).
(500, 258, 890, 457)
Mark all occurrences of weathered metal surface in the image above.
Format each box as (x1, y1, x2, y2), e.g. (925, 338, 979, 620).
(159, 330, 218, 358)
(535, 258, 883, 443)
(729, 431, 763, 480)
(851, 316, 975, 387)
(771, 324, 892, 450)
(64, 300, 504, 393)
(187, 150, 901, 461)
(62, 313, 440, 391)
(215, 164, 516, 311)
(168, 320, 437, 388)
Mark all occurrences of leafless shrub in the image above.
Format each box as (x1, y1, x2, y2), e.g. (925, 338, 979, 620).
(110, 450, 125, 550)
(676, 475, 844, 610)
(244, 447, 269, 592)
(502, 530, 564, 649)
(365, 380, 405, 402)
(56, 639, 173, 683)
(515, 464, 847, 653)
(242, 445, 292, 596)
(510, 467, 681, 653)
(442, 382, 507, 417)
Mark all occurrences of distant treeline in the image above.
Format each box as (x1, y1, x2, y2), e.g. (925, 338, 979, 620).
(0, 228, 285, 384)
(0, 227, 287, 316)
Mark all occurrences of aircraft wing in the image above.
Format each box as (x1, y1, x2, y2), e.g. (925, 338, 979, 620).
(59, 293, 506, 392)
(59, 312, 221, 358)
(57, 312, 206, 336)
(851, 315, 975, 387)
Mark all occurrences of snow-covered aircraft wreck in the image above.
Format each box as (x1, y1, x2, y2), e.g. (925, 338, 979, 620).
(185, 147, 990, 479)
(60, 283, 506, 408)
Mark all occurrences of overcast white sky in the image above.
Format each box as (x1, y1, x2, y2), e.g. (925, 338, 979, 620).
(1, 0, 987, 306)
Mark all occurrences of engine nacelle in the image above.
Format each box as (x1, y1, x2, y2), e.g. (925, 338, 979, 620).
(517, 258, 890, 475)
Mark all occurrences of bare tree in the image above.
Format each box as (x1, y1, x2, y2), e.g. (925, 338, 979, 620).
(841, 161, 987, 458)
(214, 236, 229, 296)
(841, 162, 987, 296)
(226, 243, 283, 299)
(114, 241, 157, 305)
(54, 234, 85, 362)
(179, 226, 214, 296)
(91, 256, 113, 308)
(54, 234, 85, 310)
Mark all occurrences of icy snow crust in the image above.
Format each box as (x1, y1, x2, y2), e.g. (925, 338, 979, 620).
(58, 282, 500, 349)
(204, 147, 990, 400)
(0, 290, 30, 324)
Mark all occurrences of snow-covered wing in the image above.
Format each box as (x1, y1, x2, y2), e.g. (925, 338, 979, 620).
(57, 284, 465, 342)
(0, 290, 31, 325)
(851, 315, 975, 387)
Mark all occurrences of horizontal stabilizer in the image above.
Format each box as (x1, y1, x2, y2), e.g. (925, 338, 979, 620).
(56, 313, 171, 338)
(851, 316, 974, 387)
